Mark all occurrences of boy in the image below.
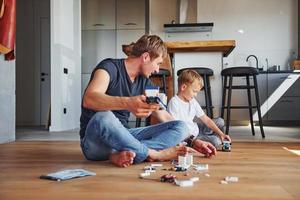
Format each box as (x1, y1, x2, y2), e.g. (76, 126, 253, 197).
(168, 69, 231, 148)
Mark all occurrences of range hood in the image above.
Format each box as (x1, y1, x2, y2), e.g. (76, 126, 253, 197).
(163, 23, 214, 33)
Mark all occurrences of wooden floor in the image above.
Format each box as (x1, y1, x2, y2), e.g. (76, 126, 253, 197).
(0, 141, 300, 200)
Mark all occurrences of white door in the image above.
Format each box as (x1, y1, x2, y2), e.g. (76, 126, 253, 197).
(39, 17, 51, 125)
(50, 0, 81, 131)
(33, 0, 50, 126)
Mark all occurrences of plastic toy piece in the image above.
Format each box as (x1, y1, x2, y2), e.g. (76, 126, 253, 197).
(220, 180, 228, 184)
(186, 154, 193, 166)
(178, 154, 193, 168)
(160, 174, 176, 183)
(225, 176, 239, 182)
(189, 177, 199, 182)
(139, 172, 150, 178)
(174, 166, 187, 172)
(193, 164, 209, 171)
(151, 163, 163, 167)
(175, 179, 194, 187)
(178, 155, 187, 166)
(144, 169, 156, 173)
(222, 140, 231, 152)
(144, 166, 156, 171)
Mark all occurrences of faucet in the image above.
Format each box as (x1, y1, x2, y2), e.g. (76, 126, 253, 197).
(246, 55, 258, 69)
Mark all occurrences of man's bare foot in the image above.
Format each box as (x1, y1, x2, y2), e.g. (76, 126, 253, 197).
(109, 151, 136, 167)
(148, 146, 197, 161)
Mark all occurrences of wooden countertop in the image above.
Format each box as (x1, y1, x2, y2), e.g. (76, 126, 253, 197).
(164, 40, 236, 57)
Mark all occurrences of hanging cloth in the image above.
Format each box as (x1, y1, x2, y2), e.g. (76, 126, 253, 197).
(0, 0, 16, 60)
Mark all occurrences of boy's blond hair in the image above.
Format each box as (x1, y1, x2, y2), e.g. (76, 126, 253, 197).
(128, 35, 167, 60)
(178, 69, 204, 88)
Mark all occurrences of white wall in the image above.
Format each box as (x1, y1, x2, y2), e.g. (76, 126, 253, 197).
(197, 0, 298, 70)
(0, 56, 15, 143)
(50, 0, 81, 131)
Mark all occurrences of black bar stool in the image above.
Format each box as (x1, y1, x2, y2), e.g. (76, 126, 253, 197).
(221, 66, 265, 138)
(136, 69, 171, 127)
(177, 67, 214, 118)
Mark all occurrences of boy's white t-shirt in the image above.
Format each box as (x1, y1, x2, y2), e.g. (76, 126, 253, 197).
(167, 95, 205, 137)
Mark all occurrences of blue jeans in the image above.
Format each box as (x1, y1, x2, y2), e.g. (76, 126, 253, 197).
(80, 111, 189, 164)
(196, 117, 225, 148)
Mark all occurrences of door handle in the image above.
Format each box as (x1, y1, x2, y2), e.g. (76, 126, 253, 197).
(41, 72, 49, 76)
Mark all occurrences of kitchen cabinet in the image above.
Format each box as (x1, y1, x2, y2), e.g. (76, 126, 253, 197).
(116, 29, 146, 58)
(267, 74, 300, 121)
(268, 96, 300, 120)
(82, 0, 115, 30)
(82, 30, 116, 73)
(116, 0, 145, 30)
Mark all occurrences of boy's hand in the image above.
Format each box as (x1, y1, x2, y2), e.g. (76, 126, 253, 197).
(220, 134, 231, 142)
(127, 95, 160, 118)
(192, 139, 216, 158)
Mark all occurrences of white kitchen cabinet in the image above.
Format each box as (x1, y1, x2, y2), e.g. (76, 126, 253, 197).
(116, 29, 146, 58)
(116, 0, 145, 29)
(82, 30, 116, 73)
(82, 0, 115, 30)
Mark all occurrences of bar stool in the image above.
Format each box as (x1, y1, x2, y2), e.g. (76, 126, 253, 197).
(136, 69, 171, 127)
(177, 67, 214, 118)
(221, 66, 265, 138)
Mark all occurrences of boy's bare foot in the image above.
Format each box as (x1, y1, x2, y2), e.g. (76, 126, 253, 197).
(109, 151, 136, 168)
(148, 146, 197, 161)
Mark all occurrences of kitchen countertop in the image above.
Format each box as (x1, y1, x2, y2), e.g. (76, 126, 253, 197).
(259, 70, 300, 74)
(164, 40, 236, 57)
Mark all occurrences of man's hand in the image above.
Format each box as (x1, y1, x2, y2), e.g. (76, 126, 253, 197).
(127, 95, 160, 118)
(192, 139, 217, 158)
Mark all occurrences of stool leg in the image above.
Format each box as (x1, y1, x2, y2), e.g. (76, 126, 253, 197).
(203, 75, 212, 118)
(253, 75, 265, 138)
(162, 75, 167, 94)
(246, 75, 255, 136)
(221, 76, 227, 119)
(207, 76, 213, 118)
(136, 118, 141, 127)
(225, 75, 233, 135)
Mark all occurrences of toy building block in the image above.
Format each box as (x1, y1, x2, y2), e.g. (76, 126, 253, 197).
(193, 164, 209, 171)
(220, 180, 228, 184)
(186, 154, 193, 166)
(144, 166, 156, 171)
(225, 176, 238, 182)
(175, 179, 194, 187)
(178, 155, 187, 167)
(151, 163, 163, 167)
(139, 172, 150, 178)
(189, 177, 199, 182)
(144, 169, 156, 173)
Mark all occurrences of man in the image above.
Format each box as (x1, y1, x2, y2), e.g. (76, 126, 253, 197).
(80, 35, 216, 167)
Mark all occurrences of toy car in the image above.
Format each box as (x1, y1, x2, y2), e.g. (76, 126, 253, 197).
(222, 140, 231, 152)
(174, 166, 187, 172)
(160, 174, 176, 183)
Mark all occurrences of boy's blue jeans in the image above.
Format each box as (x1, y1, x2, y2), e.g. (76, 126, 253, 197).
(80, 111, 189, 164)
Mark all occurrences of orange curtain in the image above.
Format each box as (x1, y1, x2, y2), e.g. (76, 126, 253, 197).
(0, 0, 16, 60)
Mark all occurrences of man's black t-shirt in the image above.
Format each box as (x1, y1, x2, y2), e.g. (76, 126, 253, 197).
(79, 58, 151, 139)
